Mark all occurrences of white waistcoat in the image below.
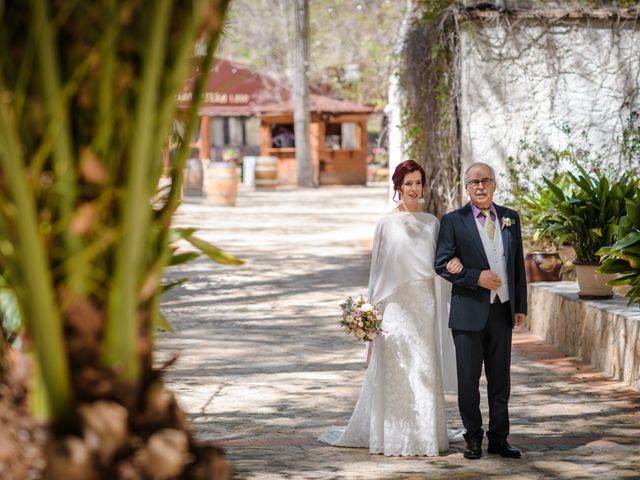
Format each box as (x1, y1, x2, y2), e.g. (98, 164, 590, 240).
(475, 216, 510, 304)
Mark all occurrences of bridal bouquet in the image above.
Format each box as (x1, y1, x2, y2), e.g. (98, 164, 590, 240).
(339, 295, 383, 342)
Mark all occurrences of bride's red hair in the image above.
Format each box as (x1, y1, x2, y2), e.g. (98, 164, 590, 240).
(392, 160, 426, 202)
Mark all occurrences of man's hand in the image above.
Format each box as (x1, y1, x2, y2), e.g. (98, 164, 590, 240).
(515, 313, 526, 329)
(478, 270, 502, 290)
(446, 257, 463, 274)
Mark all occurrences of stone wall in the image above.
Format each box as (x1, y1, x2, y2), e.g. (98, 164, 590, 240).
(527, 282, 640, 390)
(458, 17, 640, 201)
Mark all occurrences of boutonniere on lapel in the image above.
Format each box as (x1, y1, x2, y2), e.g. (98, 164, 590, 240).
(501, 217, 515, 230)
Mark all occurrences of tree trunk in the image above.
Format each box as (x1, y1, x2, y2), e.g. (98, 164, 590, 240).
(385, 72, 404, 204)
(293, 0, 315, 188)
(385, 0, 415, 203)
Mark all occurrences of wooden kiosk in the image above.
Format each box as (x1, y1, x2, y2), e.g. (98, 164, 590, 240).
(176, 59, 373, 188)
(259, 94, 373, 186)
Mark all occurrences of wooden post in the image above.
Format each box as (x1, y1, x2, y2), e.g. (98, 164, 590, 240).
(260, 120, 272, 155)
(199, 115, 211, 161)
(359, 120, 367, 152)
(310, 119, 320, 185)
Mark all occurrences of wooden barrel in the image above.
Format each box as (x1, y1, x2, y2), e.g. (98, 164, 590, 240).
(183, 158, 204, 195)
(254, 156, 278, 190)
(204, 162, 238, 206)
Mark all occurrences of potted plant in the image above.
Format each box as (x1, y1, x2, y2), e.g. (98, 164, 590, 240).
(518, 174, 573, 282)
(506, 149, 568, 282)
(597, 198, 640, 304)
(541, 165, 639, 298)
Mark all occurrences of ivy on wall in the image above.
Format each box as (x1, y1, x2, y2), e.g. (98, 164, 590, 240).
(399, 0, 459, 218)
(399, 0, 640, 217)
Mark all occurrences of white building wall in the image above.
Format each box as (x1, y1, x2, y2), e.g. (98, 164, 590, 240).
(459, 21, 640, 201)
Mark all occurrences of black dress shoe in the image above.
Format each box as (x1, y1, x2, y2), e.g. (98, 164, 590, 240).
(463, 440, 482, 460)
(487, 440, 521, 458)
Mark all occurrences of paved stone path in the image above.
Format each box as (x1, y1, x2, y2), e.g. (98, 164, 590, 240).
(158, 185, 640, 479)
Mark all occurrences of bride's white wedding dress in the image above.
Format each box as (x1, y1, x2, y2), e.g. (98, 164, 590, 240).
(319, 212, 461, 456)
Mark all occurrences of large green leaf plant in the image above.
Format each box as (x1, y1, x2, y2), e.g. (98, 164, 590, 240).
(598, 199, 640, 304)
(541, 165, 639, 263)
(0, 1, 237, 478)
(505, 131, 583, 252)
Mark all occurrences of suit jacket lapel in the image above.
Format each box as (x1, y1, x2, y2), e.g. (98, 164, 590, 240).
(496, 204, 511, 262)
(461, 203, 490, 266)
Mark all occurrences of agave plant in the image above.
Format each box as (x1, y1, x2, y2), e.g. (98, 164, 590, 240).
(0, 1, 237, 478)
(598, 199, 640, 304)
(541, 165, 639, 263)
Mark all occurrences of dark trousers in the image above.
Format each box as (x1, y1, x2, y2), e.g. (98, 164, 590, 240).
(452, 300, 512, 444)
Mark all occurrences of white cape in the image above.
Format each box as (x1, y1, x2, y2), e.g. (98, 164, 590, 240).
(368, 212, 457, 392)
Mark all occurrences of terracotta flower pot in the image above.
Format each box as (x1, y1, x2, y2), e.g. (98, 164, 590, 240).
(573, 260, 617, 299)
(525, 252, 563, 283)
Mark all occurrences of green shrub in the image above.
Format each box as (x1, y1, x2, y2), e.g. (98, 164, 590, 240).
(541, 165, 638, 263)
(598, 199, 640, 304)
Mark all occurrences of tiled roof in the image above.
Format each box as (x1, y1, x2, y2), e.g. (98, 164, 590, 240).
(179, 58, 373, 116)
(258, 94, 374, 115)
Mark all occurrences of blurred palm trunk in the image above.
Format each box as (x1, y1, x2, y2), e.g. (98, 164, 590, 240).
(0, 1, 232, 478)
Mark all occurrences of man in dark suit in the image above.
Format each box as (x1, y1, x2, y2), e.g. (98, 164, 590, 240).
(435, 161, 527, 460)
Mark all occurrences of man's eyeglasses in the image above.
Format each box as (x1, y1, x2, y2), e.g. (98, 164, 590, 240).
(466, 178, 495, 189)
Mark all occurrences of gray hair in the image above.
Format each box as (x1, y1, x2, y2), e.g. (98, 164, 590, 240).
(464, 162, 496, 184)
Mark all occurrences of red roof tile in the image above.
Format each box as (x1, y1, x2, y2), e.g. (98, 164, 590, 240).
(259, 94, 374, 114)
(179, 58, 373, 116)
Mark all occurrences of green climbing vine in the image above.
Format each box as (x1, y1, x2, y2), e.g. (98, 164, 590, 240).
(398, 0, 640, 218)
(399, 0, 459, 218)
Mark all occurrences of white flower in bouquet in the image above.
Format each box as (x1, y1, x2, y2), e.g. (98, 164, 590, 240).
(338, 295, 384, 343)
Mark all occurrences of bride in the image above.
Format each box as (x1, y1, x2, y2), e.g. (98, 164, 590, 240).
(319, 160, 462, 456)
